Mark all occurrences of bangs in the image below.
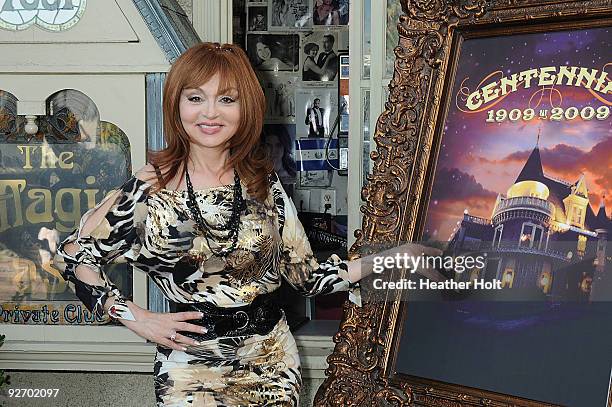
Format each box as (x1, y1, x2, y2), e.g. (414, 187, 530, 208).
(183, 52, 240, 98)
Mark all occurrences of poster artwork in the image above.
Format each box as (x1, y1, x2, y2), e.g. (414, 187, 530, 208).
(425, 27, 611, 301)
(397, 27, 612, 407)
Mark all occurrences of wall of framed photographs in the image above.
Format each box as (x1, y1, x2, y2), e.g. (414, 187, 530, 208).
(236, 0, 351, 320)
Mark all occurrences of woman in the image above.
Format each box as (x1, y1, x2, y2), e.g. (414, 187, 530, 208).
(262, 125, 297, 186)
(55, 42, 436, 405)
(54, 42, 365, 406)
(314, 0, 340, 25)
(250, 36, 296, 71)
(271, 0, 295, 28)
(301, 42, 327, 81)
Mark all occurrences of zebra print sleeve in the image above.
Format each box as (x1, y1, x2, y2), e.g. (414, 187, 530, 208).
(54, 176, 150, 318)
(270, 173, 359, 299)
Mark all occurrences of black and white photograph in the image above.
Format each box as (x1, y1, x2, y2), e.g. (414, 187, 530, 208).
(301, 31, 339, 81)
(270, 0, 310, 29)
(247, 34, 299, 71)
(313, 0, 349, 26)
(339, 95, 349, 134)
(247, 6, 267, 31)
(262, 124, 297, 186)
(259, 73, 297, 123)
(295, 88, 338, 139)
(299, 170, 333, 188)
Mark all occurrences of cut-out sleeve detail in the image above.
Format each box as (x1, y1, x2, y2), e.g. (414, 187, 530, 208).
(271, 173, 360, 304)
(54, 176, 150, 318)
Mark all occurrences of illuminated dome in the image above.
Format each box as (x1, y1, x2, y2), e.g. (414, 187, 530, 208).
(507, 180, 550, 200)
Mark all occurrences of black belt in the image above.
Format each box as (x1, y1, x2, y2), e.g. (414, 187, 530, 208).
(170, 290, 283, 340)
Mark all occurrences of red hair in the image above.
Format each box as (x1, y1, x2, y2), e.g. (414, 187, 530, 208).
(148, 42, 272, 202)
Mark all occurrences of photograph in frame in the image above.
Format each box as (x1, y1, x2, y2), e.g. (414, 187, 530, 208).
(269, 0, 311, 30)
(258, 72, 297, 123)
(301, 30, 339, 82)
(247, 5, 267, 32)
(295, 87, 338, 139)
(246, 33, 299, 72)
(339, 94, 348, 134)
(299, 170, 333, 188)
(339, 54, 349, 79)
(313, 0, 349, 26)
(262, 124, 298, 186)
(395, 26, 612, 407)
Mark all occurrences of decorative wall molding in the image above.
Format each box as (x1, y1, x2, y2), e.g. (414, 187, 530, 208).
(192, 0, 232, 44)
(132, 0, 199, 63)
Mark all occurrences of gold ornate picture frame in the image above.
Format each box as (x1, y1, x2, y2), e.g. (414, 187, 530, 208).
(315, 1, 612, 405)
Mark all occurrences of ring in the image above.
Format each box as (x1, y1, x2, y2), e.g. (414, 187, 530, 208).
(170, 333, 176, 341)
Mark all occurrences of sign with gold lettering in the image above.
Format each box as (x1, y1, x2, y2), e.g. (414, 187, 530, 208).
(0, 121, 131, 325)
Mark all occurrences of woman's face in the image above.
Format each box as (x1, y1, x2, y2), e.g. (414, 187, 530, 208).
(179, 72, 240, 152)
(308, 47, 318, 58)
(256, 42, 271, 61)
(264, 136, 284, 169)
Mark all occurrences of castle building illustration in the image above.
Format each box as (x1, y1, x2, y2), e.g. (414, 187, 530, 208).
(448, 138, 611, 301)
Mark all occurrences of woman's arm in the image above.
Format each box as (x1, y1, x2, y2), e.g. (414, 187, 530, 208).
(55, 166, 205, 351)
(345, 244, 442, 283)
(304, 57, 325, 75)
(271, 172, 441, 300)
(332, 10, 340, 25)
(276, 58, 297, 70)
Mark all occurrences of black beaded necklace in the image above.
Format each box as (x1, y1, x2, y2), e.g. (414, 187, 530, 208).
(184, 168, 245, 257)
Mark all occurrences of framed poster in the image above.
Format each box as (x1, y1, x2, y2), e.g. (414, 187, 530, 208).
(316, 1, 612, 406)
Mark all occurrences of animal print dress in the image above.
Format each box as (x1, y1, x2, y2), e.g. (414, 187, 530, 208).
(55, 172, 358, 406)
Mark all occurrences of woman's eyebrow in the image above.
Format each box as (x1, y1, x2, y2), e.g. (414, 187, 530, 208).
(182, 87, 238, 96)
(217, 87, 239, 95)
(182, 88, 203, 94)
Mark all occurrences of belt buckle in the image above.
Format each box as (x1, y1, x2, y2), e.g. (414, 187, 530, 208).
(234, 310, 249, 330)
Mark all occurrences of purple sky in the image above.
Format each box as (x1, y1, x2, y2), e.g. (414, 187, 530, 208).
(424, 27, 611, 240)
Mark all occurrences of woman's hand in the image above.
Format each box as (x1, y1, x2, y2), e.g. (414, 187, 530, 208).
(304, 57, 325, 75)
(346, 242, 443, 283)
(117, 302, 207, 351)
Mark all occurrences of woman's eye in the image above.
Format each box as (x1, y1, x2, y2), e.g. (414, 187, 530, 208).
(219, 96, 236, 104)
(188, 96, 202, 103)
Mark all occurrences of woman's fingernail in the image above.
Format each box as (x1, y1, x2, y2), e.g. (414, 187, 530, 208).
(194, 341, 201, 346)
(201, 327, 208, 333)
(181, 347, 187, 351)
(199, 312, 204, 318)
